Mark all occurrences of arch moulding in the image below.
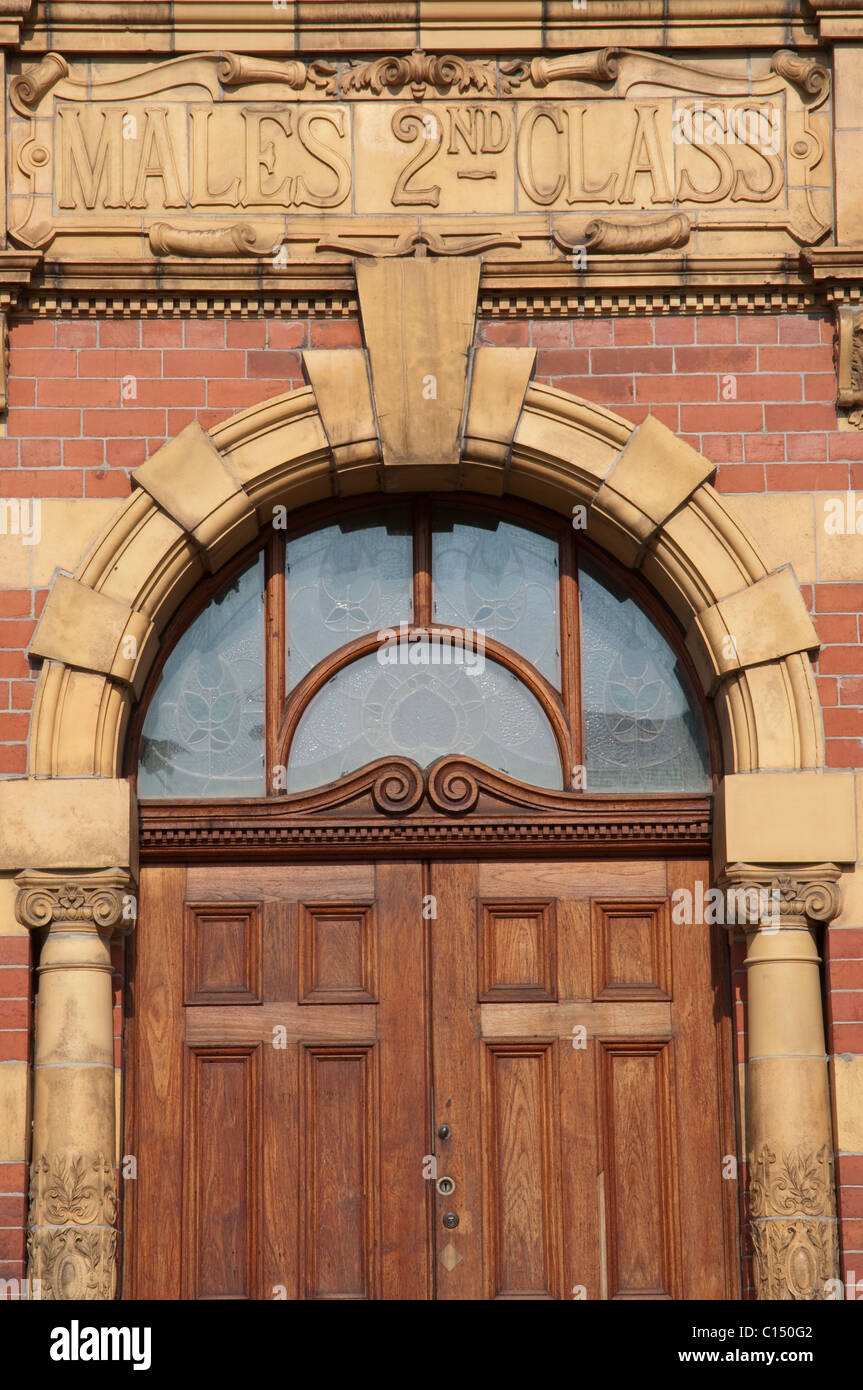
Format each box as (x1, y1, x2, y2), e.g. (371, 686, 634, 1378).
(6, 257, 855, 1301)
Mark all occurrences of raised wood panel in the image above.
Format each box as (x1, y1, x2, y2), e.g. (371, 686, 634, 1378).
(301, 1045, 380, 1300)
(598, 1041, 681, 1300)
(591, 899, 671, 1001)
(182, 1046, 260, 1300)
(478, 900, 556, 1002)
(184, 902, 262, 1006)
(299, 902, 377, 1005)
(483, 1043, 563, 1300)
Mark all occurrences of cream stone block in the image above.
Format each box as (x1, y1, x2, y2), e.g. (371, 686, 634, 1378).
(0, 779, 137, 875)
(834, 44, 863, 128)
(0, 876, 26, 938)
(32, 500, 121, 589)
(748, 1057, 835, 1153)
(714, 772, 857, 869)
(0, 529, 31, 588)
(462, 346, 536, 469)
(591, 415, 715, 567)
(816, 492, 863, 581)
(830, 1054, 863, 1152)
(302, 349, 380, 475)
(725, 493, 817, 585)
(356, 257, 478, 477)
(0, 1063, 29, 1161)
(28, 574, 157, 698)
(687, 567, 818, 694)
(835, 130, 863, 244)
(132, 422, 257, 573)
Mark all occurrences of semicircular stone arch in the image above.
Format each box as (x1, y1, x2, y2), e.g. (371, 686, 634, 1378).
(27, 375, 822, 785)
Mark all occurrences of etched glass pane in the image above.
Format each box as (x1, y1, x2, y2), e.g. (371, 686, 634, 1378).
(432, 507, 560, 686)
(286, 507, 413, 690)
(579, 555, 711, 792)
(287, 644, 563, 793)
(138, 555, 265, 797)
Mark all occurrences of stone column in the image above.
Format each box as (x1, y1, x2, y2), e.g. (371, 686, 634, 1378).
(721, 863, 841, 1300)
(15, 868, 134, 1301)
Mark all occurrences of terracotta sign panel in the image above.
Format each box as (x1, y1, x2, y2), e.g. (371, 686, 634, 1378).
(7, 49, 833, 262)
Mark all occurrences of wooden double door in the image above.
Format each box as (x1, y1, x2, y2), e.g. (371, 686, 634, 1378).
(125, 856, 738, 1300)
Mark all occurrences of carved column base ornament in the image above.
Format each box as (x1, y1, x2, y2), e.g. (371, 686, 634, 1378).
(719, 864, 841, 1300)
(16, 868, 136, 1301)
(749, 1145, 838, 1301)
(27, 1154, 118, 1301)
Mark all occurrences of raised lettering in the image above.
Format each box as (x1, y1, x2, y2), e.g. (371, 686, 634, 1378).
(129, 107, 185, 209)
(57, 106, 124, 210)
(190, 108, 240, 207)
(620, 105, 673, 205)
(293, 108, 351, 209)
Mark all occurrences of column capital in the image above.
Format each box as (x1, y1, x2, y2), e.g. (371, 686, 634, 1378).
(717, 862, 842, 931)
(14, 867, 136, 937)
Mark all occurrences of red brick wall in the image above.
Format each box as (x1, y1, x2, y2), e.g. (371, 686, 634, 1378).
(1, 308, 861, 1296)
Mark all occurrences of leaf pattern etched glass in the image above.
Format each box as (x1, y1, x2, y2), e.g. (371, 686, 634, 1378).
(432, 507, 560, 686)
(137, 555, 265, 797)
(579, 554, 711, 792)
(287, 645, 564, 793)
(286, 507, 413, 689)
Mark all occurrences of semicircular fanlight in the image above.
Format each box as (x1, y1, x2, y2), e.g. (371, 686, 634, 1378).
(286, 644, 564, 794)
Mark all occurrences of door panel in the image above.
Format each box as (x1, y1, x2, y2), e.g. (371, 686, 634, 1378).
(126, 856, 737, 1300)
(126, 861, 431, 1300)
(429, 859, 737, 1300)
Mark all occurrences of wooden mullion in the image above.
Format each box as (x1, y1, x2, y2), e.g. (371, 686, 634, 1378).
(265, 530, 286, 795)
(559, 524, 582, 779)
(414, 497, 432, 626)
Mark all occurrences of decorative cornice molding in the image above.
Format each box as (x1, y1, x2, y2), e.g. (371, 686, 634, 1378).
(138, 758, 713, 859)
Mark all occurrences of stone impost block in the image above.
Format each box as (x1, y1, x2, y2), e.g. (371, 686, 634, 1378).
(0, 779, 138, 877)
(714, 773, 856, 871)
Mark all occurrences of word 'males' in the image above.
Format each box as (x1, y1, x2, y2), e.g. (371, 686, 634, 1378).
(54, 98, 786, 215)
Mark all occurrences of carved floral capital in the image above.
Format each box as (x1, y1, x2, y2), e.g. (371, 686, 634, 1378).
(15, 868, 135, 935)
(717, 863, 841, 929)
